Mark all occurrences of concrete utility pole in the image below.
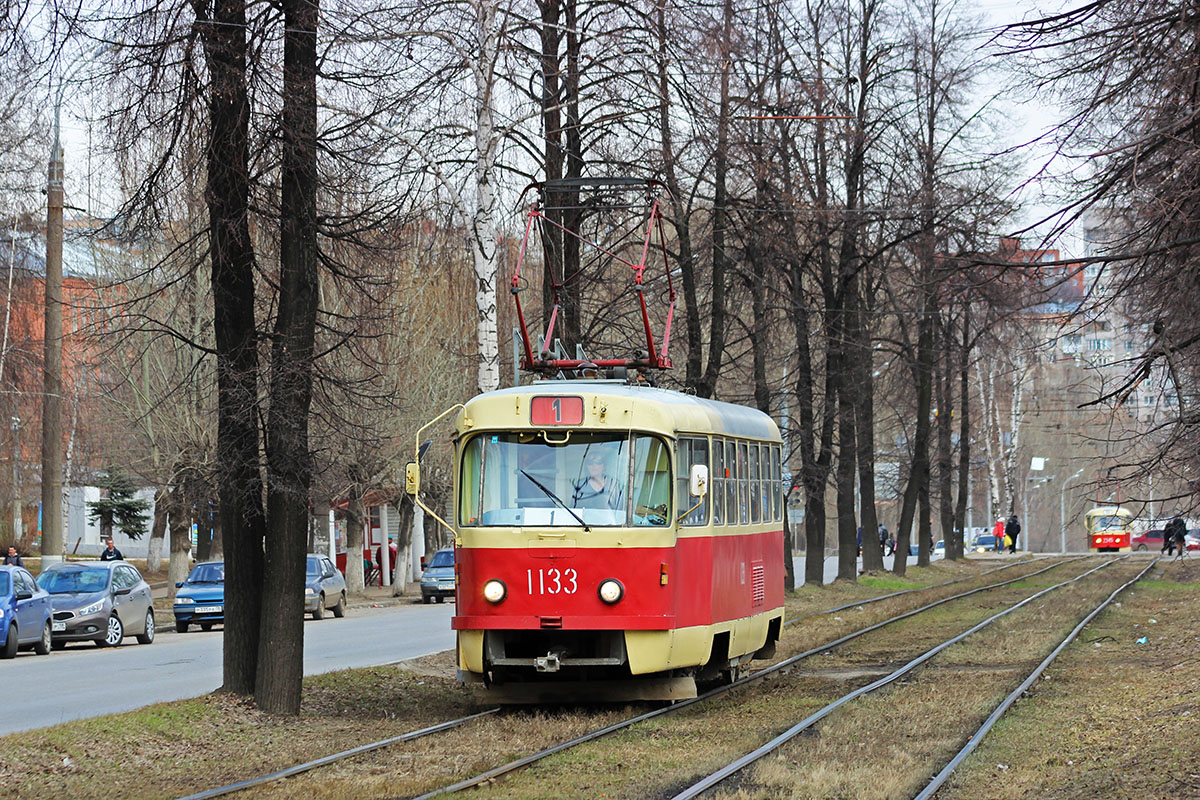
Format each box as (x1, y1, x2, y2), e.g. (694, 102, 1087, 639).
(41, 130, 64, 566)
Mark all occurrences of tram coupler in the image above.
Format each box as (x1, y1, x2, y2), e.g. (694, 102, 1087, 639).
(534, 652, 563, 673)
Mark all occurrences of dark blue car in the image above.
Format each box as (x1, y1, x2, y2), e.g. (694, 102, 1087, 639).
(0, 564, 53, 658)
(173, 562, 225, 633)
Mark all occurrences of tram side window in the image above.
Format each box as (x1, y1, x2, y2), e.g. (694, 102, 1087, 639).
(630, 435, 671, 526)
(725, 439, 738, 525)
(749, 443, 761, 523)
(737, 441, 749, 524)
(675, 437, 709, 526)
(771, 445, 782, 522)
(759, 444, 771, 522)
(460, 436, 483, 525)
(711, 437, 724, 525)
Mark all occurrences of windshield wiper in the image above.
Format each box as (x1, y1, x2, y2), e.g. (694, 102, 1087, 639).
(520, 470, 591, 532)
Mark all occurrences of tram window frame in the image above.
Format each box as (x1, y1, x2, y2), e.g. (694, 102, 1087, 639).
(760, 445, 772, 522)
(749, 442, 761, 523)
(711, 437, 724, 525)
(675, 437, 709, 526)
(771, 445, 782, 521)
(737, 441, 749, 524)
(725, 439, 737, 525)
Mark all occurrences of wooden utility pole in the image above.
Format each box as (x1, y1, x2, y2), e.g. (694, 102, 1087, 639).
(41, 135, 64, 566)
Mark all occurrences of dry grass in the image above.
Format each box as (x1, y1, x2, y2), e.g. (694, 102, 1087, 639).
(934, 558, 1200, 800)
(0, 556, 1125, 800)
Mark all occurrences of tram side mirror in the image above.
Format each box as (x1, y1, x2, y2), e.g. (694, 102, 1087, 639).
(689, 464, 709, 497)
(405, 462, 420, 496)
(406, 441, 433, 497)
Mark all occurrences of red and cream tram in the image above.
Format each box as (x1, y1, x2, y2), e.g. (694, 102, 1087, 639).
(420, 380, 785, 702)
(406, 178, 784, 700)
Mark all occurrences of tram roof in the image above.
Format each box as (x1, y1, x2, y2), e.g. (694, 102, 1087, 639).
(465, 380, 781, 441)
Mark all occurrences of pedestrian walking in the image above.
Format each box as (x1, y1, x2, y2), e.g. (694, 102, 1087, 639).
(1005, 515, 1021, 554)
(878, 524, 891, 556)
(1165, 515, 1187, 558)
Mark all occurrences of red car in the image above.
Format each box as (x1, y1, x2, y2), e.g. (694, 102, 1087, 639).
(1131, 529, 1165, 551)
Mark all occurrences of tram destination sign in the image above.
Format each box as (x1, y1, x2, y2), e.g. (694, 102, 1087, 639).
(531, 395, 584, 425)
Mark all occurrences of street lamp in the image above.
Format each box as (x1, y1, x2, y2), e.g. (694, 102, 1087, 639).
(1060, 468, 1085, 554)
(1024, 474, 1055, 552)
(41, 47, 103, 566)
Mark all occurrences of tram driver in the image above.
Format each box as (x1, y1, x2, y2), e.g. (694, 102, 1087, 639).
(571, 452, 626, 510)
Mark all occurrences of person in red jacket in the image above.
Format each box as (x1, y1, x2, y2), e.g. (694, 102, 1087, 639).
(375, 539, 398, 580)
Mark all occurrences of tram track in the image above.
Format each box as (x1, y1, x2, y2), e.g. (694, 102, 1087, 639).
(407, 555, 1124, 800)
(179, 555, 1101, 800)
(666, 556, 1137, 799)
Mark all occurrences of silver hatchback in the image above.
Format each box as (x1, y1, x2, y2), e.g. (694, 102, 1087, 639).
(39, 561, 156, 648)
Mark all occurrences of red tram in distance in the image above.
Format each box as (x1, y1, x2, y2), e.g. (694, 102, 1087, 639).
(422, 380, 785, 702)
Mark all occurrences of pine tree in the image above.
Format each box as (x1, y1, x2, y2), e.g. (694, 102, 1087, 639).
(87, 470, 152, 541)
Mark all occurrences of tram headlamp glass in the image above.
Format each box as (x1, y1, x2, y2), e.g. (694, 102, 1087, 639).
(598, 579, 624, 604)
(482, 579, 507, 604)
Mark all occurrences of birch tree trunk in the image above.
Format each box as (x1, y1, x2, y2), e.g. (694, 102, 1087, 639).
(471, 0, 501, 394)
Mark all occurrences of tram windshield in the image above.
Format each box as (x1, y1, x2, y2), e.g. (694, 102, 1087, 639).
(1088, 515, 1130, 532)
(460, 432, 671, 527)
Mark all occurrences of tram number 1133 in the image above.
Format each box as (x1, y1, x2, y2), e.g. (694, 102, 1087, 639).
(527, 567, 578, 595)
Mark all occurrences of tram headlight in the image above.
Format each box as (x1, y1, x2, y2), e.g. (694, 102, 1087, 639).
(598, 578, 624, 605)
(482, 579, 507, 604)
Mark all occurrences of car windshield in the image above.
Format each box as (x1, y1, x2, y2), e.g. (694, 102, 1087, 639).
(187, 564, 224, 583)
(460, 432, 671, 527)
(40, 568, 108, 594)
(0, 572, 9, 594)
(306, 557, 322, 577)
(1090, 515, 1128, 531)
(428, 550, 453, 569)
(975, 536, 996, 546)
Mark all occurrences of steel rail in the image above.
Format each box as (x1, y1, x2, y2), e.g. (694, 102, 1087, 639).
(668, 556, 1131, 800)
(175, 708, 499, 800)
(403, 556, 1094, 799)
(806, 554, 1061, 620)
(910, 556, 1160, 800)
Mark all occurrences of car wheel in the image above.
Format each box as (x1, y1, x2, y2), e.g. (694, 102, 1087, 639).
(200, 623, 212, 632)
(98, 615, 124, 647)
(51, 640, 66, 650)
(34, 620, 52, 655)
(422, 595, 432, 605)
(332, 593, 346, 618)
(1136, 544, 1147, 551)
(137, 610, 156, 644)
(176, 620, 189, 633)
(1, 624, 17, 659)
(436, 595, 445, 604)
(312, 594, 325, 620)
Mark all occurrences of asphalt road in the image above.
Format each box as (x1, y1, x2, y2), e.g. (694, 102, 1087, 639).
(0, 601, 455, 736)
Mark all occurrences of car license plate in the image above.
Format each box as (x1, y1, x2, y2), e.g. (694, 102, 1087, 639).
(194, 606, 222, 614)
(52, 622, 66, 632)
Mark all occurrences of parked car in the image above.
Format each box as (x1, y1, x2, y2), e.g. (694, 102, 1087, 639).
(0, 565, 53, 658)
(420, 548, 455, 604)
(971, 535, 999, 553)
(1131, 529, 1166, 551)
(174, 561, 225, 633)
(1187, 531, 1200, 552)
(934, 540, 945, 556)
(39, 561, 155, 648)
(305, 554, 347, 620)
